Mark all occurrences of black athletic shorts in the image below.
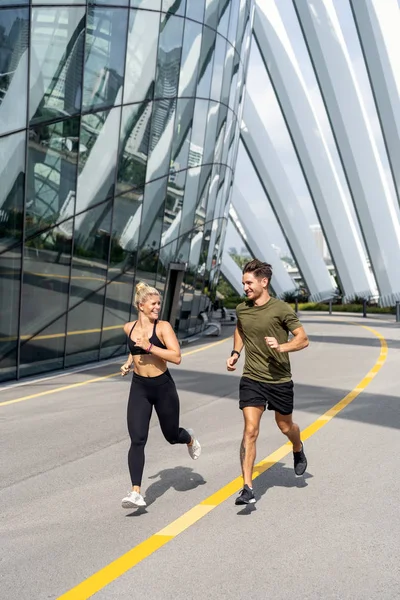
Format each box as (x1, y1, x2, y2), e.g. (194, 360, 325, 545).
(239, 377, 294, 415)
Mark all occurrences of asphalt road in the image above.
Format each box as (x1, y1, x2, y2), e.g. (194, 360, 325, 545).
(1, 315, 399, 600)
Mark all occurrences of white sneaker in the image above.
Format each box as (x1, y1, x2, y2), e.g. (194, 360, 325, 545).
(121, 491, 146, 509)
(186, 428, 201, 460)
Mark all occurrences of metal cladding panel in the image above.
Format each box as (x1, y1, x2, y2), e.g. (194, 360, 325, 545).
(350, 0, 400, 208)
(295, 0, 400, 306)
(253, 1, 375, 302)
(242, 93, 336, 302)
(231, 185, 297, 298)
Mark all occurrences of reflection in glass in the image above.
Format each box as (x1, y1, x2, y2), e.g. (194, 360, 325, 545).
(220, 44, 235, 107)
(89, 0, 129, 6)
(30, 8, 85, 125)
(0, 131, 25, 250)
(131, 0, 161, 8)
(197, 26, 215, 98)
(124, 9, 159, 105)
(76, 106, 121, 214)
(162, 0, 186, 16)
(19, 214, 76, 376)
(210, 35, 226, 102)
(100, 196, 136, 359)
(178, 19, 202, 98)
(217, 0, 231, 39)
(26, 116, 80, 239)
(204, 0, 219, 30)
(185, 0, 205, 22)
(83, 7, 128, 112)
(0, 130, 25, 378)
(0, 8, 29, 135)
(65, 201, 112, 366)
(117, 102, 153, 198)
(228, 0, 240, 47)
(179, 99, 207, 237)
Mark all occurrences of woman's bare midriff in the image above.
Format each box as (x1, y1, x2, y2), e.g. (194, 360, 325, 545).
(132, 354, 167, 377)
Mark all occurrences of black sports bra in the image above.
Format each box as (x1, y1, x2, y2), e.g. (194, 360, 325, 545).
(127, 320, 167, 355)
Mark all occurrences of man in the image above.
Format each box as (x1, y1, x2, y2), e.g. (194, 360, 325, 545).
(226, 259, 309, 505)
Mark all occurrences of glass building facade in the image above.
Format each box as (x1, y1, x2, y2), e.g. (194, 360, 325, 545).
(0, 0, 252, 382)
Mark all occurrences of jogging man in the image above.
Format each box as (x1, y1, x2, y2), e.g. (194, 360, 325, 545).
(226, 259, 309, 505)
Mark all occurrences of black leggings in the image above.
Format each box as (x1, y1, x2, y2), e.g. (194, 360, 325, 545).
(127, 370, 191, 487)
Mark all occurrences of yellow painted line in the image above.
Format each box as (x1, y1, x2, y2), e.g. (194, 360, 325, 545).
(57, 324, 387, 600)
(0, 337, 231, 408)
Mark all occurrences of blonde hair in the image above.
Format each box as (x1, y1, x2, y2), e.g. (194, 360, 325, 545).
(134, 281, 160, 308)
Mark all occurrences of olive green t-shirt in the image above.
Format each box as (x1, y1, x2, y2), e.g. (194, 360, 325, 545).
(236, 297, 302, 384)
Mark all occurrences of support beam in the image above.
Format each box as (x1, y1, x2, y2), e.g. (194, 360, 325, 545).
(294, 0, 400, 306)
(253, 1, 375, 302)
(242, 93, 336, 302)
(231, 185, 298, 298)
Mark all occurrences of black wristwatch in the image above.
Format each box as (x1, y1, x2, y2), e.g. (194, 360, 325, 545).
(231, 350, 241, 358)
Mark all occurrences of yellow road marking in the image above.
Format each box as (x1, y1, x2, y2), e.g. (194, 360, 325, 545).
(57, 324, 388, 600)
(0, 337, 231, 408)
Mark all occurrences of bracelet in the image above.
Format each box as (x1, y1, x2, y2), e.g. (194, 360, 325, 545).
(231, 350, 241, 358)
(146, 343, 153, 353)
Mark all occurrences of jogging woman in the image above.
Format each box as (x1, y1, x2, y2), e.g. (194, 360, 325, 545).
(120, 282, 201, 509)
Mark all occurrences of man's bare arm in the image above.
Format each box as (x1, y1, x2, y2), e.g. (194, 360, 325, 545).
(265, 326, 309, 353)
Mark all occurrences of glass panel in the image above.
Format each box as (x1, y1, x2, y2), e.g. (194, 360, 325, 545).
(178, 98, 207, 236)
(228, 52, 239, 110)
(154, 14, 183, 100)
(65, 201, 112, 367)
(178, 19, 202, 98)
(89, 0, 129, 6)
(83, 7, 128, 112)
(1, 1, 28, 5)
(227, 0, 240, 47)
(26, 116, 80, 239)
(220, 44, 235, 107)
(131, 0, 161, 8)
(210, 35, 226, 102)
(185, 0, 205, 22)
(100, 196, 136, 359)
(0, 130, 25, 380)
(196, 25, 215, 98)
(30, 8, 85, 125)
(162, 0, 186, 16)
(204, 0, 219, 30)
(32, 0, 86, 6)
(235, 0, 247, 57)
(0, 131, 25, 251)
(124, 9, 159, 105)
(76, 106, 121, 214)
(170, 97, 194, 174)
(0, 8, 29, 136)
(19, 215, 75, 376)
(217, 0, 231, 39)
(117, 101, 152, 198)
(202, 100, 218, 164)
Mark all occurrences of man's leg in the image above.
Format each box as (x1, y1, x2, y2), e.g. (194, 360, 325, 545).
(275, 412, 307, 476)
(274, 412, 302, 452)
(241, 406, 264, 487)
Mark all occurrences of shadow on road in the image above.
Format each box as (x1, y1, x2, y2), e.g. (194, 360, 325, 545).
(237, 462, 313, 515)
(126, 466, 206, 516)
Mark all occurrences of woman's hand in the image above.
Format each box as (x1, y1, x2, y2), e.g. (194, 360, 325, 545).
(120, 362, 131, 377)
(133, 335, 151, 351)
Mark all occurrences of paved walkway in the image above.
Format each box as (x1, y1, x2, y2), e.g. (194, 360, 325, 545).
(1, 315, 399, 600)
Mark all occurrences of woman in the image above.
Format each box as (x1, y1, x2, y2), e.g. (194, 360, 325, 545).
(120, 281, 201, 509)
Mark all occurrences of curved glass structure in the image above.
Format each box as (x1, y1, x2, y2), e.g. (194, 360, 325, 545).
(0, 0, 253, 381)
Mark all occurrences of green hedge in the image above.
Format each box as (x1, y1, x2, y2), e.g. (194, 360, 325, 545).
(290, 302, 395, 314)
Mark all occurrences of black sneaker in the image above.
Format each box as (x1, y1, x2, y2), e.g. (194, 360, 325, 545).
(293, 442, 307, 477)
(235, 484, 256, 505)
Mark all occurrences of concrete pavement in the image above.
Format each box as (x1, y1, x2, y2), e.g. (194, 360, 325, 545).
(1, 315, 399, 599)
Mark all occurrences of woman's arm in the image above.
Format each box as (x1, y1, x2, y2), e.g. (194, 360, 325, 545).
(134, 321, 182, 365)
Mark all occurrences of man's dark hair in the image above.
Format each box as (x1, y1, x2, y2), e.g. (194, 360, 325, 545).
(243, 259, 273, 282)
